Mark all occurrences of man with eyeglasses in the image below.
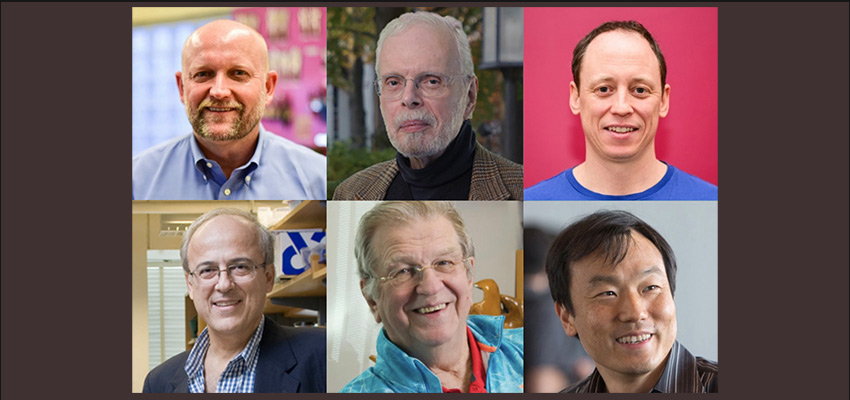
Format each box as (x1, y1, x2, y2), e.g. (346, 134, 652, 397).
(333, 11, 523, 201)
(143, 208, 326, 393)
(340, 202, 523, 392)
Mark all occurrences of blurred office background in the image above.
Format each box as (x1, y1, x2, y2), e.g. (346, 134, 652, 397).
(132, 7, 327, 157)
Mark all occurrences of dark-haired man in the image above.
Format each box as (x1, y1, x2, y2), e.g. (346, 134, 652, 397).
(545, 210, 717, 393)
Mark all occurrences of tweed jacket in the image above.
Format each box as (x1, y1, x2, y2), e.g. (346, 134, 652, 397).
(333, 142, 523, 200)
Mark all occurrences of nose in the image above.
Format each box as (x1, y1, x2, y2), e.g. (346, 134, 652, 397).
(209, 73, 232, 100)
(400, 79, 422, 109)
(610, 90, 633, 116)
(415, 267, 444, 295)
(214, 268, 235, 292)
(617, 291, 648, 322)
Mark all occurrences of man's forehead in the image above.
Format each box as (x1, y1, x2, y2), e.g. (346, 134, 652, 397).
(580, 30, 660, 81)
(182, 22, 267, 68)
(379, 23, 458, 74)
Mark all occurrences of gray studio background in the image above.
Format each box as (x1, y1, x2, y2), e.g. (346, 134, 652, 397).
(523, 201, 718, 362)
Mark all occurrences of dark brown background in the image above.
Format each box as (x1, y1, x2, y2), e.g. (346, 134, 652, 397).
(1, 2, 847, 399)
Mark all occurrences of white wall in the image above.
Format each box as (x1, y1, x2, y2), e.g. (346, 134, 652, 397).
(326, 201, 523, 392)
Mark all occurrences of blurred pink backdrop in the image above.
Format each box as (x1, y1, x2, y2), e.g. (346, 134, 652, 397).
(524, 7, 718, 188)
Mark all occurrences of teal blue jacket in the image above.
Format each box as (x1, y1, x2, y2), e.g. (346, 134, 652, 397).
(340, 315, 523, 393)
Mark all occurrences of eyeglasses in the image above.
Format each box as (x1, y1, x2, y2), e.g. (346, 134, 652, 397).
(374, 73, 470, 99)
(188, 263, 266, 286)
(378, 257, 469, 288)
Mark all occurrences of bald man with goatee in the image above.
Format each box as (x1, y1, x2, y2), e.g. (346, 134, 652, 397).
(133, 19, 326, 200)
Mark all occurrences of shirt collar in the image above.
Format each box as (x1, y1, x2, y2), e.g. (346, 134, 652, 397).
(184, 317, 266, 392)
(651, 341, 697, 393)
(189, 124, 268, 169)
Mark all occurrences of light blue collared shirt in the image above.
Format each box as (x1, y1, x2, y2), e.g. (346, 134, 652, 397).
(133, 125, 326, 200)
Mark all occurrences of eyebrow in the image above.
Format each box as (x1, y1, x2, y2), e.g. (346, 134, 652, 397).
(587, 266, 664, 286)
(194, 257, 256, 269)
(386, 246, 461, 266)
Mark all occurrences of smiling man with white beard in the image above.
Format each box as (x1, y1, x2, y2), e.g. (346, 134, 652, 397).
(333, 11, 523, 201)
(132, 19, 326, 200)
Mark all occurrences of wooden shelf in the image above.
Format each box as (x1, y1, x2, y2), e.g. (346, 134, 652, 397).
(268, 262, 327, 298)
(269, 200, 326, 231)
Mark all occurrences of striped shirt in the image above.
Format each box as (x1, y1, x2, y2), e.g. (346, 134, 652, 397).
(562, 341, 718, 393)
(184, 318, 265, 393)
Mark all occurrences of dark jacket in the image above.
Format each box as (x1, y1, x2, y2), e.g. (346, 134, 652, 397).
(143, 316, 326, 393)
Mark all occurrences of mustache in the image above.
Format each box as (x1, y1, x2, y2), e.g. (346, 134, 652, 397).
(197, 98, 244, 113)
(394, 111, 436, 128)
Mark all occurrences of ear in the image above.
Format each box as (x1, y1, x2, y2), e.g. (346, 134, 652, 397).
(360, 279, 381, 323)
(263, 264, 275, 293)
(659, 83, 671, 118)
(555, 302, 578, 337)
(185, 272, 195, 301)
(569, 81, 581, 115)
(465, 256, 475, 286)
(176, 72, 186, 105)
(264, 70, 279, 106)
(463, 75, 479, 120)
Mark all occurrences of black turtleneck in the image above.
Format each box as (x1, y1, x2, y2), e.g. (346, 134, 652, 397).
(385, 120, 476, 200)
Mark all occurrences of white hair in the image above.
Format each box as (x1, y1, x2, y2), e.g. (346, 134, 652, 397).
(375, 11, 475, 78)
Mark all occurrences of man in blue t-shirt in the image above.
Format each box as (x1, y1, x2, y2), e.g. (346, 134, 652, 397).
(525, 21, 716, 201)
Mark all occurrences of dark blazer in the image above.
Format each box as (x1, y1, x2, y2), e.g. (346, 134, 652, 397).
(333, 142, 523, 200)
(143, 317, 326, 393)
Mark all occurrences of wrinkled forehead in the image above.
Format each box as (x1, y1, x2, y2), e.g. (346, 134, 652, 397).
(372, 217, 460, 263)
(379, 22, 460, 75)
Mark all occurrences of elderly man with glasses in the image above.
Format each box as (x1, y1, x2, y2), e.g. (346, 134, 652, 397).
(333, 11, 523, 201)
(340, 202, 524, 393)
(143, 208, 326, 393)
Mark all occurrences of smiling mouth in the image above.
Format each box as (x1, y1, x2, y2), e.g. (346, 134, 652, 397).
(617, 333, 652, 344)
(206, 107, 237, 112)
(606, 126, 637, 133)
(415, 303, 448, 314)
(214, 300, 240, 307)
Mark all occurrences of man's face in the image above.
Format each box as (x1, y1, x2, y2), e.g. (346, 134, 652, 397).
(570, 30, 670, 163)
(378, 23, 476, 160)
(556, 231, 677, 385)
(177, 25, 275, 142)
(185, 215, 273, 341)
(364, 216, 474, 356)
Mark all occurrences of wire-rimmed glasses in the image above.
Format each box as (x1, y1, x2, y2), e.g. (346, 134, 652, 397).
(378, 257, 469, 288)
(188, 263, 267, 286)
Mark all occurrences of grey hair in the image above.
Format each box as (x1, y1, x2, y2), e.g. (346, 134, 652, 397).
(375, 11, 475, 78)
(355, 201, 475, 300)
(180, 208, 275, 274)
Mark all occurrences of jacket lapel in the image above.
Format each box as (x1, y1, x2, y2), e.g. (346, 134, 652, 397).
(253, 317, 302, 393)
(354, 160, 398, 200)
(470, 143, 512, 200)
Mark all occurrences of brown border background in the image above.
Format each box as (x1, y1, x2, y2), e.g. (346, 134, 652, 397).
(1, 2, 847, 399)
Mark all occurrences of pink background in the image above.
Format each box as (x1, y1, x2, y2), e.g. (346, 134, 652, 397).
(523, 7, 718, 188)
